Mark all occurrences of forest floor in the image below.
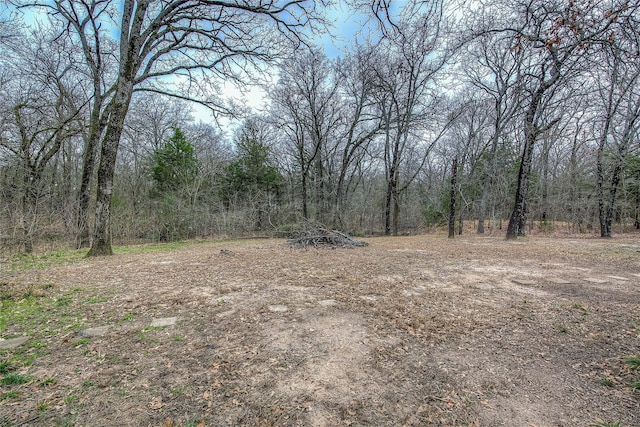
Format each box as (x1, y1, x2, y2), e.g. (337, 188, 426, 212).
(0, 233, 639, 426)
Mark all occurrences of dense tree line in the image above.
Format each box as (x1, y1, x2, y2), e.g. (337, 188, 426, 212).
(1, 0, 639, 255)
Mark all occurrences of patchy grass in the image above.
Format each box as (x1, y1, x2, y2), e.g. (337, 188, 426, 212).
(38, 376, 57, 387)
(112, 240, 194, 255)
(122, 312, 135, 321)
(626, 355, 640, 370)
(1, 240, 212, 276)
(571, 302, 589, 315)
(0, 293, 85, 338)
(3, 250, 86, 275)
(0, 390, 20, 401)
(86, 295, 110, 304)
(1, 373, 31, 385)
(63, 394, 79, 405)
(0, 361, 11, 374)
(600, 378, 615, 387)
(0, 235, 639, 426)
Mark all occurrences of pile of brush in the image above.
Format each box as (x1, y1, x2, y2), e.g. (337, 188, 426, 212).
(287, 225, 368, 248)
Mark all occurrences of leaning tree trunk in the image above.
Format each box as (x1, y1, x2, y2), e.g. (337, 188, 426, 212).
(506, 85, 546, 240)
(87, 81, 133, 256)
(86, 0, 148, 255)
(506, 126, 536, 239)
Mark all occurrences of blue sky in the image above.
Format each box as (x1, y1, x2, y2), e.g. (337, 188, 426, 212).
(321, 1, 405, 57)
(321, 3, 371, 57)
(2, 0, 398, 132)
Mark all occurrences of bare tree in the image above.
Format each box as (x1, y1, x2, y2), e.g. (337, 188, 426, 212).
(441, 92, 493, 234)
(17, 0, 327, 255)
(594, 29, 640, 237)
(463, 33, 523, 234)
(270, 49, 340, 222)
(500, 0, 630, 239)
(373, 2, 454, 235)
(0, 4, 20, 44)
(332, 45, 383, 226)
(0, 28, 82, 252)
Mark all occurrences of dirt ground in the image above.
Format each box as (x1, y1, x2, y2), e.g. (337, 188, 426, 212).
(1, 234, 639, 426)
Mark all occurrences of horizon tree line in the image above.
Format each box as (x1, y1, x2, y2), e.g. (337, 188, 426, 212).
(1, 0, 639, 255)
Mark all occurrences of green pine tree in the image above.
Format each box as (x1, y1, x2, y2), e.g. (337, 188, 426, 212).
(151, 128, 198, 195)
(219, 122, 283, 229)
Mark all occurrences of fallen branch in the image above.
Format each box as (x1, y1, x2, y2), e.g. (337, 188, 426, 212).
(287, 225, 368, 249)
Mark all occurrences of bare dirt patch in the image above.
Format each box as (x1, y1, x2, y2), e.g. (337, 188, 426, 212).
(1, 235, 639, 426)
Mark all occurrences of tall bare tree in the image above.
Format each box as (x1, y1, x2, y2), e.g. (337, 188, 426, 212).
(332, 45, 383, 226)
(19, 0, 327, 255)
(270, 49, 340, 222)
(463, 33, 523, 234)
(501, 0, 631, 239)
(0, 28, 82, 252)
(373, 1, 454, 235)
(594, 29, 640, 237)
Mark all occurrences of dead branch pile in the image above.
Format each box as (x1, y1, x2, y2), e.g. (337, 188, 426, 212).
(287, 226, 368, 248)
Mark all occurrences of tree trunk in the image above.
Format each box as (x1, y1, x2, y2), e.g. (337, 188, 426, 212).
(478, 101, 502, 234)
(335, 175, 345, 227)
(87, 81, 134, 256)
(597, 121, 637, 238)
(76, 78, 106, 249)
(392, 187, 399, 236)
(635, 170, 640, 229)
(384, 175, 394, 236)
(477, 134, 499, 234)
(540, 136, 551, 223)
(301, 170, 309, 220)
(76, 129, 100, 248)
(448, 158, 457, 239)
(314, 156, 324, 223)
(506, 86, 545, 239)
(334, 158, 350, 228)
(518, 199, 527, 236)
(568, 132, 579, 230)
(385, 142, 401, 236)
(596, 147, 610, 237)
(21, 172, 37, 254)
(602, 148, 627, 238)
(506, 132, 535, 239)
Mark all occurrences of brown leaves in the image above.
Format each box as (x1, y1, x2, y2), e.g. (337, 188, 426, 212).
(149, 398, 163, 410)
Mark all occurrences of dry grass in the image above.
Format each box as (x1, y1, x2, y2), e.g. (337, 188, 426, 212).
(1, 234, 639, 426)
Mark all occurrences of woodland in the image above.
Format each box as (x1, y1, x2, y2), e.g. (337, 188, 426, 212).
(1, 0, 640, 255)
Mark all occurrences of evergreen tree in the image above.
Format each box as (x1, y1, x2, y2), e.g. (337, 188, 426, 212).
(150, 127, 199, 240)
(219, 122, 283, 230)
(152, 128, 198, 195)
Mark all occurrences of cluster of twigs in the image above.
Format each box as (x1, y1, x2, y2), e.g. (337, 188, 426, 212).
(287, 224, 368, 248)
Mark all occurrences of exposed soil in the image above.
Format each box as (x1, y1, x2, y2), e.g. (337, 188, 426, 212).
(1, 234, 639, 426)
